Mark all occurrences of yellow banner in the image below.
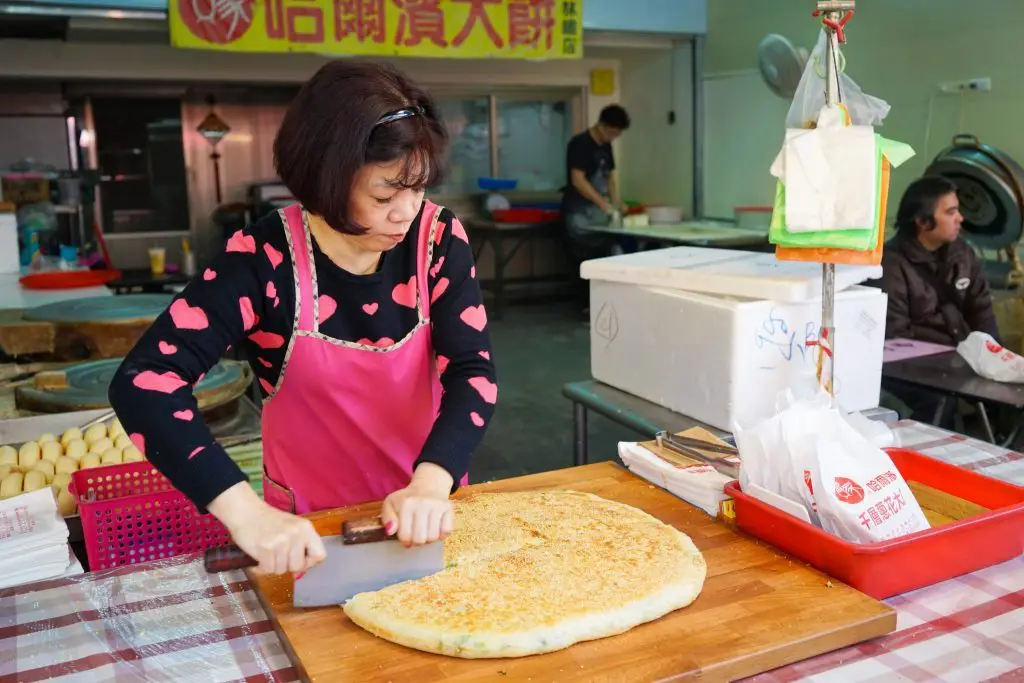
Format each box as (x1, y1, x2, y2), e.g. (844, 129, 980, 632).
(169, 0, 583, 60)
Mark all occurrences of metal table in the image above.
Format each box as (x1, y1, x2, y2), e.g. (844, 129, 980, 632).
(883, 350, 1024, 446)
(578, 219, 770, 249)
(563, 379, 900, 466)
(464, 218, 570, 320)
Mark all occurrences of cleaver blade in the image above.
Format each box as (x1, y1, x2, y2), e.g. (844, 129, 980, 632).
(293, 534, 445, 608)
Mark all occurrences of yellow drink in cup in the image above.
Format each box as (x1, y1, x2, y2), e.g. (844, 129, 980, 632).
(148, 247, 166, 277)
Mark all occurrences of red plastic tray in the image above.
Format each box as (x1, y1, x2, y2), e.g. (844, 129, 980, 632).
(725, 448, 1024, 600)
(19, 269, 121, 290)
(490, 208, 560, 224)
(70, 461, 231, 571)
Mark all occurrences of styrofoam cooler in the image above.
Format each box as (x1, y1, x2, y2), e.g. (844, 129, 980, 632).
(582, 248, 887, 431)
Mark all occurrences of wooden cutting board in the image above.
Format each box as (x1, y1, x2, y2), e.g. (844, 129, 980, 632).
(248, 463, 896, 682)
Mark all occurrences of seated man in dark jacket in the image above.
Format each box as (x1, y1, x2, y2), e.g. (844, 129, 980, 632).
(881, 175, 1000, 424)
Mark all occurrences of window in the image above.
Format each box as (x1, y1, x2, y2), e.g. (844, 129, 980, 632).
(431, 89, 582, 195)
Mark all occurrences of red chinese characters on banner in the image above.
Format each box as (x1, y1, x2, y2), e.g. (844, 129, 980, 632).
(179, 0, 256, 44)
(508, 0, 555, 50)
(451, 0, 503, 48)
(393, 0, 447, 47)
(265, 0, 325, 43)
(333, 0, 385, 42)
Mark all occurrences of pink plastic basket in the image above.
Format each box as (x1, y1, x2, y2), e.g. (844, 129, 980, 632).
(70, 461, 231, 571)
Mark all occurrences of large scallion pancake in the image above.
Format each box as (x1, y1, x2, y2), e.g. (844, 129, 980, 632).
(343, 491, 707, 659)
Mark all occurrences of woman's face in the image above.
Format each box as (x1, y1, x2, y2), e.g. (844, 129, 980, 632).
(348, 157, 426, 252)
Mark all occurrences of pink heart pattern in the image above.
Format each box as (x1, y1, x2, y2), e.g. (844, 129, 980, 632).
(460, 305, 487, 332)
(357, 337, 395, 348)
(173, 409, 194, 421)
(430, 277, 449, 304)
(170, 299, 209, 331)
(264, 243, 284, 269)
(479, 350, 490, 360)
(429, 256, 445, 279)
(451, 219, 469, 243)
(239, 296, 258, 331)
(158, 341, 177, 355)
(129, 433, 146, 455)
(468, 376, 497, 404)
(362, 302, 379, 316)
(391, 277, 417, 308)
(250, 331, 285, 349)
(203, 268, 217, 281)
(470, 266, 476, 279)
(319, 294, 338, 324)
(226, 230, 256, 254)
(257, 357, 273, 368)
(258, 377, 275, 395)
(434, 221, 445, 245)
(470, 412, 485, 427)
(133, 371, 188, 394)
(188, 446, 206, 459)
(437, 355, 450, 375)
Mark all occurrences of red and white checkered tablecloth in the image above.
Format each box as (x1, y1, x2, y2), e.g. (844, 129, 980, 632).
(0, 420, 1019, 682)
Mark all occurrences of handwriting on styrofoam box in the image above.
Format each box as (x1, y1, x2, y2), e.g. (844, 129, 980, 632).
(754, 307, 819, 371)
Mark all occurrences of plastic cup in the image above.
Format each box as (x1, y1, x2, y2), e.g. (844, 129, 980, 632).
(149, 247, 166, 277)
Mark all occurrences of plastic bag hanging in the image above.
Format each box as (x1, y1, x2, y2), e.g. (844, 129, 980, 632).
(786, 29, 891, 129)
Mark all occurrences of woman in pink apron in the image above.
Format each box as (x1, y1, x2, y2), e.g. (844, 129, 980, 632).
(109, 61, 497, 576)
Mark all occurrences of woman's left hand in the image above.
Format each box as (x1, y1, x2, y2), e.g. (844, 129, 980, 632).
(381, 462, 455, 546)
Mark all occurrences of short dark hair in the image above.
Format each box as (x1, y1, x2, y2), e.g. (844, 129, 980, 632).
(895, 175, 957, 235)
(274, 60, 448, 234)
(598, 104, 630, 130)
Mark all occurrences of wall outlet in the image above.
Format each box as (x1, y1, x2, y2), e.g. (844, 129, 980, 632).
(938, 78, 992, 94)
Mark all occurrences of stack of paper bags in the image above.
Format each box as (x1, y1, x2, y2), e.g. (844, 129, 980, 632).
(769, 104, 915, 265)
(0, 488, 82, 589)
(617, 429, 734, 517)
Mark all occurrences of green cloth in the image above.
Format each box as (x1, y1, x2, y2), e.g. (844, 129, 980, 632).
(770, 135, 915, 250)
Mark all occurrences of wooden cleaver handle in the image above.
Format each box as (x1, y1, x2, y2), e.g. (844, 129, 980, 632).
(203, 544, 258, 573)
(342, 516, 392, 545)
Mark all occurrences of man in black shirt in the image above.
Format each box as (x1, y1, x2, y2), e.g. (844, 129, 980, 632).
(562, 105, 630, 255)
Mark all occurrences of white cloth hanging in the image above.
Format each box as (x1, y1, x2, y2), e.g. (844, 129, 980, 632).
(771, 105, 878, 232)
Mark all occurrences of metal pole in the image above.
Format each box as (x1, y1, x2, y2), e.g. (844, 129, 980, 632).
(814, 0, 854, 398)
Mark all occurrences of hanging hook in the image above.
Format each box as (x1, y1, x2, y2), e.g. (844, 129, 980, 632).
(812, 9, 854, 43)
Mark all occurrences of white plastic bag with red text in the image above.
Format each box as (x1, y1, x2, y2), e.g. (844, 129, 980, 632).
(957, 332, 1024, 384)
(808, 414, 930, 544)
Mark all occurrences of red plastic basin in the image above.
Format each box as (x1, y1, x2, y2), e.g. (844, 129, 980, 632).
(725, 448, 1024, 600)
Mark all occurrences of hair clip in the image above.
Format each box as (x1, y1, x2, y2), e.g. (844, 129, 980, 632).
(374, 106, 423, 128)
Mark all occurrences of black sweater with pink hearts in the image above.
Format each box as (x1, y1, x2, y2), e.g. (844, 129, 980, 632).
(108, 205, 497, 512)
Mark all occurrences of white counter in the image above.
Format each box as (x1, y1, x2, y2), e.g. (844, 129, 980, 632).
(0, 272, 112, 311)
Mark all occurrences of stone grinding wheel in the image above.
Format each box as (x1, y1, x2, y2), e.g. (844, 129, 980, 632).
(1, 294, 175, 360)
(15, 357, 254, 416)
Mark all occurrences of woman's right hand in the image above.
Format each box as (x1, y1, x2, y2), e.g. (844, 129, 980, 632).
(208, 482, 327, 576)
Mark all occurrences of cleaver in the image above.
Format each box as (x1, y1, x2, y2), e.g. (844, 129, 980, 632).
(203, 516, 445, 607)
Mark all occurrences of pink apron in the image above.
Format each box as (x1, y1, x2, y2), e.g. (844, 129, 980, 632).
(260, 201, 463, 514)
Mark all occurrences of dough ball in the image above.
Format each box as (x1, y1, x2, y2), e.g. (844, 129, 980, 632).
(122, 445, 145, 463)
(0, 445, 17, 467)
(88, 438, 114, 456)
(57, 488, 77, 517)
(80, 452, 101, 470)
(84, 424, 107, 445)
(55, 456, 79, 475)
(37, 433, 57, 444)
(100, 448, 123, 466)
(64, 440, 87, 460)
(52, 472, 72, 492)
(114, 434, 133, 450)
(23, 469, 47, 492)
(108, 418, 125, 438)
(0, 471, 24, 499)
(61, 428, 83, 447)
(18, 441, 41, 468)
(32, 459, 55, 483)
(41, 441, 64, 463)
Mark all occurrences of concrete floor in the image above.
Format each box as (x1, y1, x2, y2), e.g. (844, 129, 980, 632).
(468, 301, 639, 483)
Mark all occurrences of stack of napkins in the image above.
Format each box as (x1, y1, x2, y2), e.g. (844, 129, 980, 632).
(618, 438, 733, 517)
(0, 488, 79, 590)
